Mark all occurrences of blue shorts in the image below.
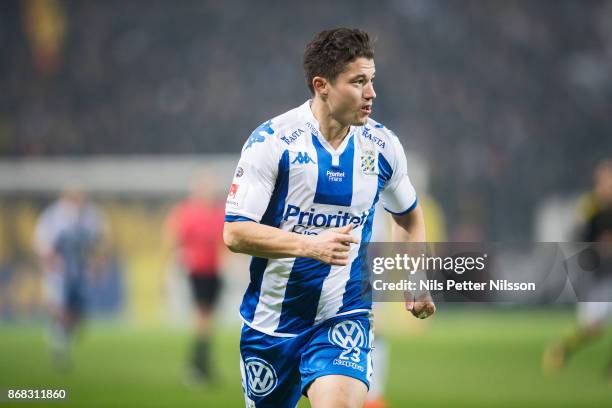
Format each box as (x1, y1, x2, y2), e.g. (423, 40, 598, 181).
(239, 312, 373, 408)
(45, 273, 86, 314)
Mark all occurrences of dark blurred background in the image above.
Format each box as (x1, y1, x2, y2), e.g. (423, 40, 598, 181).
(1, 2, 612, 406)
(1, 0, 611, 240)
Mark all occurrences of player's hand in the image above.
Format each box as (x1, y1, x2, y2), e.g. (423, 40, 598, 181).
(405, 291, 436, 319)
(305, 224, 360, 266)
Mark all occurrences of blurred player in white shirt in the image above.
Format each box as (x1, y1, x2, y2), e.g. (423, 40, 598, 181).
(33, 188, 109, 369)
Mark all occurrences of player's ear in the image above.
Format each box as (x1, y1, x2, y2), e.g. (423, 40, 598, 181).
(312, 76, 328, 98)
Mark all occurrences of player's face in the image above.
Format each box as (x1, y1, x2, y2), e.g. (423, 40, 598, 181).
(327, 57, 376, 127)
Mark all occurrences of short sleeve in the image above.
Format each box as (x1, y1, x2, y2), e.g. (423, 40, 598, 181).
(380, 136, 418, 215)
(33, 209, 54, 256)
(225, 121, 280, 223)
(84, 204, 109, 239)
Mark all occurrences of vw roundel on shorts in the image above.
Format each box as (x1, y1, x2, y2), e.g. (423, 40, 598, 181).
(240, 312, 373, 408)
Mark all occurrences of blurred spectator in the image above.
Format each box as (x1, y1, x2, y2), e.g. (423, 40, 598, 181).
(22, 0, 67, 76)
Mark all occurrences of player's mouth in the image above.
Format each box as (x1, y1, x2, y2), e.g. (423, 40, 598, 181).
(360, 105, 372, 115)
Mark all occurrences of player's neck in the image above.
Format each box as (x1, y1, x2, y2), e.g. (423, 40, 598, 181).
(310, 98, 350, 150)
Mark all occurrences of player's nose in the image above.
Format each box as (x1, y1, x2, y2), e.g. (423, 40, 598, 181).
(364, 82, 376, 100)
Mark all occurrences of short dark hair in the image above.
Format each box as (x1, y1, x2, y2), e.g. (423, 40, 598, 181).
(303, 28, 374, 94)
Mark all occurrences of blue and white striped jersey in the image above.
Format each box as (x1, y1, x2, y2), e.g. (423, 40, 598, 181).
(225, 100, 417, 337)
(34, 200, 106, 279)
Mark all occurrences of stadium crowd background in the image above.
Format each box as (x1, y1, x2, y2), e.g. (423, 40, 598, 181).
(1, 2, 612, 406)
(1, 0, 611, 240)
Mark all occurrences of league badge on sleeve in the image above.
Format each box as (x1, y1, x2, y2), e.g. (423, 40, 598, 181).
(229, 183, 240, 199)
(360, 149, 378, 175)
(227, 183, 248, 209)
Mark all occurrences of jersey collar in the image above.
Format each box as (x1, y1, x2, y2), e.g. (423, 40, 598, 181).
(300, 100, 355, 157)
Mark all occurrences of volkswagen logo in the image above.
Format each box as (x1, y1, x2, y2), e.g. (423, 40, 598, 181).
(244, 357, 278, 397)
(328, 320, 366, 349)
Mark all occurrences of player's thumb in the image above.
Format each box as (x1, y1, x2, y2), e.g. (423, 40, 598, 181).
(337, 223, 354, 234)
(330, 224, 358, 244)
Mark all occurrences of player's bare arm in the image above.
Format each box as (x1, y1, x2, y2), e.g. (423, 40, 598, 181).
(391, 203, 425, 242)
(391, 204, 436, 319)
(224, 221, 359, 266)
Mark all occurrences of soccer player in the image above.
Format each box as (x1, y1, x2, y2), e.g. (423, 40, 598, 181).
(33, 187, 109, 369)
(224, 28, 435, 408)
(543, 160, 612, 378)
(164, 173, 225, 383)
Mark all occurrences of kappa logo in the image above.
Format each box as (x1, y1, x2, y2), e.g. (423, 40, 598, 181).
(329, 320, 366, 350)
(245, 357, 278, 397)
(291, 151, 316, 165)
